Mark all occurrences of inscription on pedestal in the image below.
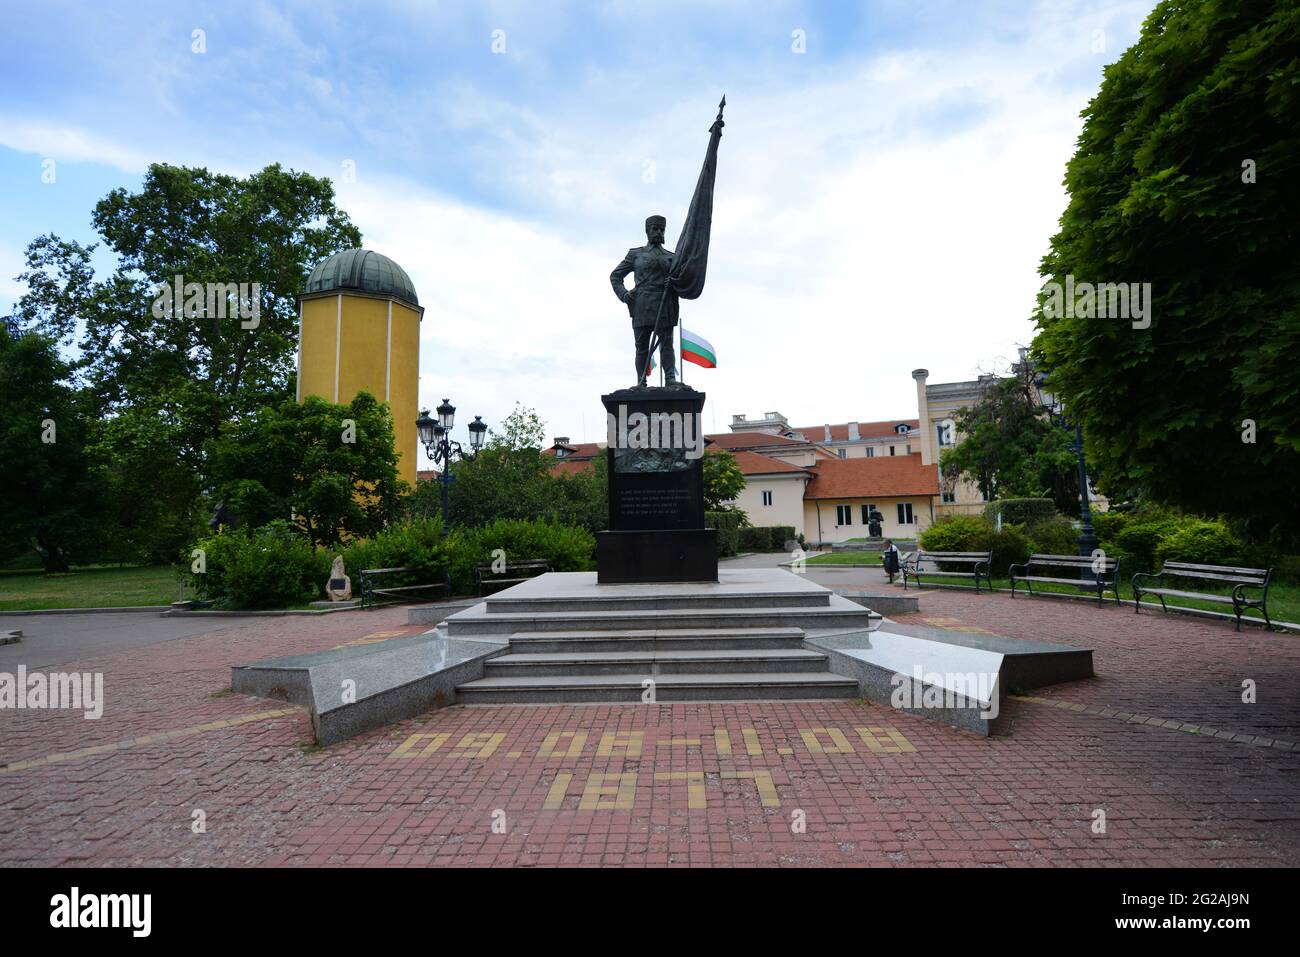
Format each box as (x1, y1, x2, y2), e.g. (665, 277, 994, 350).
(597, 387, 718, 583)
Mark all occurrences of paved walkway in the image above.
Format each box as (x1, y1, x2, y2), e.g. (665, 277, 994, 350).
(0, 610, 266, 670)
(1, 591, 1297, 867)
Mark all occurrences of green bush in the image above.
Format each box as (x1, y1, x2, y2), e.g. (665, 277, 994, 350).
(984, 498, 1056, 526)
(918, 514, 991, 553)
(988, 524, 1033, 577)
(1089, 508, 1130, 544)
(184, 521, 331, 609)
(343, 518, 446, 589)
(443, 519, 596, 594)
(737, 526, 772, 552)
(772, 526, 798, 551)
(1154, 520, 1245, 569)
(1025, 516, 1080, 555)
(707, 510, 743, 557)
(1110, 517, 1181, 573)
(1276, 555, 1300, 585)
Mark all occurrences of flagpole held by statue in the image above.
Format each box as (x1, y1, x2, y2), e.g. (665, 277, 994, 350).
(610, 96, 725, 389)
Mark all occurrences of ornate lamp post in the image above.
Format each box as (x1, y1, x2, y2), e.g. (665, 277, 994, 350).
(416, 399, 487, 537)
(1034, 377, 1099, 559)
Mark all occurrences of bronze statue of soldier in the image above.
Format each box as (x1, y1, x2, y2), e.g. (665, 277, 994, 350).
(610, 215, 680, 388)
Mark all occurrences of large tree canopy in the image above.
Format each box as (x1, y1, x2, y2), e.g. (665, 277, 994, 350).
(13, 162, 361, 451)
(1032, 0, 1300, 538)
(9, 163, 362, 559)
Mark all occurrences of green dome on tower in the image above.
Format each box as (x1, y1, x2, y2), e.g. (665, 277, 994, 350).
(303, 248, 419, 307)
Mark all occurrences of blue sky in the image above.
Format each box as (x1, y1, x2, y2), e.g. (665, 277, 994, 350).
(0, 0, 1154, 459)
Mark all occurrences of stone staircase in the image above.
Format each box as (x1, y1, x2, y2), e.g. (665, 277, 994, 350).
(443, 570, 875, 704)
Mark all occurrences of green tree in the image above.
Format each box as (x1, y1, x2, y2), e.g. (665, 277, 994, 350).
(0, 330, 104, 570)
(11, 163, 362, 536)
(1032, 0, 1300, 538)
(435, 404, 554, 530)
(90, 405, 203, 565)
(938, 371, 1079, 512)
(703, 448, 747, 512)
(209, 392, 405, 547)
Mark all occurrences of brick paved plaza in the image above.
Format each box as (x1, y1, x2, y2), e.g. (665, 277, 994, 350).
(2, 590, 1297, 868)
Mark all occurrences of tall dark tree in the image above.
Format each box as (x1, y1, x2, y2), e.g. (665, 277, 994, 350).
(1032, 0, 1300, 538)
(0, 330, 104, 570)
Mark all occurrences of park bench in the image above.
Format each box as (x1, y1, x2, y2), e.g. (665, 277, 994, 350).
(475, 559, 551, 596)
(1132, 562, 1274, 632)
(902, 549, 992, 594)
(359, 567, 452, 609)
(1009, 553, 1122, 607)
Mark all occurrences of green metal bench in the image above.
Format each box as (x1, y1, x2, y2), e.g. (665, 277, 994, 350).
(1132, 561, 1273, 631)
(1009, 553, 1122, 607)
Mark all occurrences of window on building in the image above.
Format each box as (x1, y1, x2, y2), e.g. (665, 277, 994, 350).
(906, 444, 912, 454)
(897, 503, 914, 525)
(836, 505, 852, 525)
(761, 490, 773, 506)
(941, 490, 956, 504)
(865, 447, 875, 458)
(889, 446, 896, 456)
(837, 448, 846, 459)
(936, 422, 953, 447)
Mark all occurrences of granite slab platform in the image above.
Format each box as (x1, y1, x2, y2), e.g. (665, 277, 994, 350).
(232, 629, 507, 746)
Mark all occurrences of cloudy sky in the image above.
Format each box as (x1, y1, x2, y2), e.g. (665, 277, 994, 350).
(0, 0, 1154, 463)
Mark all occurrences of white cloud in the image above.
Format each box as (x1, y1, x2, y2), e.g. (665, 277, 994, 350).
(0, 0, 1152, 463)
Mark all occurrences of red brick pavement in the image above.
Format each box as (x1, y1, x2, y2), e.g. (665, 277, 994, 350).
(1, 595, 1297, 867)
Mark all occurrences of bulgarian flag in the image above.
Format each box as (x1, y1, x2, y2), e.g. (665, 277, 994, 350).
(681, 328, 716, 369)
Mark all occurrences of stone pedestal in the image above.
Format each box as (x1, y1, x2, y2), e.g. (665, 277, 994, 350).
(597, 387, 718, 583)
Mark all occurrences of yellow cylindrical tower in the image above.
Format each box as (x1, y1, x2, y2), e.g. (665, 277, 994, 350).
(297, 249, 423, 486)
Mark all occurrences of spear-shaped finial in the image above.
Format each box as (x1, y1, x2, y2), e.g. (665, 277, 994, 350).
(711, 95, 726, 133)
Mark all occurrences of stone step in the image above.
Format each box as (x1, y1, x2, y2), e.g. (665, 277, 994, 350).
(484, 589, 830, 614)
(485, 647, 829, 676)
(502, 627, 808, 653)
(456, 671, 860, 704)
(444, 597, 877, 637)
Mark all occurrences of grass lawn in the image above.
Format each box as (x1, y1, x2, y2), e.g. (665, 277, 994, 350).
(0, 564, 181, 611)
(806, 552, 885, 565)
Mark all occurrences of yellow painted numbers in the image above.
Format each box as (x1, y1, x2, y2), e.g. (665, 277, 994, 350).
(386, 723, 918, 811)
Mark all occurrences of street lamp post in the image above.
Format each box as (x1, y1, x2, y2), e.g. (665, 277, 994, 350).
(1035, 378, 1099, 560)
(416, 399, 487, 537)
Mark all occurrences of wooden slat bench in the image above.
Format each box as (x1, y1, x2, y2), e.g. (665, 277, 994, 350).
(475, 559, 550, 596)
(1009, 553, 1122, 607)
(1132, 561, 1274, 631)
(359, 567, 452, 609)
(902, 550, 993, 594)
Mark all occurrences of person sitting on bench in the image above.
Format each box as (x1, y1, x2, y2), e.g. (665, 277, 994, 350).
(882, 539, 901, 584)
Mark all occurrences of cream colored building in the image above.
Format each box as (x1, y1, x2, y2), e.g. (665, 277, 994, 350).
(544, 362, 1102, 544)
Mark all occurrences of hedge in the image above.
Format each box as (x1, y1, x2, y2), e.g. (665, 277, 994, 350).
(707, 510, 743, 557)
(735, 526, 796, 553)
(984, 498, 1056, 526)
(184, 520, 332, 609)
(184, 517, 596, 608)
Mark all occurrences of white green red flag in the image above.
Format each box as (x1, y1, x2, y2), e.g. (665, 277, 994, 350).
(681, 328, 716, 368)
